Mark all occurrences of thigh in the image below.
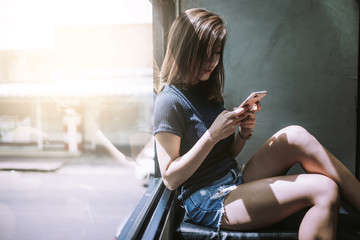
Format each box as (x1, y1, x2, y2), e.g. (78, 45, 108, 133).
(221, 174, 320, 230)
(243, 126, 306, 183)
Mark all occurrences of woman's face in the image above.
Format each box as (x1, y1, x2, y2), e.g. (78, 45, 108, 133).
(199, 47, 221, 81)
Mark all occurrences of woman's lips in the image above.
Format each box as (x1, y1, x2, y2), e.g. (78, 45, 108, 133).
(204, 68, 213, 74)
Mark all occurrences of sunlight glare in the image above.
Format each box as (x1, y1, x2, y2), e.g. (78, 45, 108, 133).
(0, 0, 152, 50)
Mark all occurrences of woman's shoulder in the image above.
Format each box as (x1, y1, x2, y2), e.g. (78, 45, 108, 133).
(156, 84, 186, 104)
(154, 85, 193, 118)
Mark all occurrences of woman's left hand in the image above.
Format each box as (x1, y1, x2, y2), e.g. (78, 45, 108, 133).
(240, 111, 256, 130)
(230, 109, 256, 157)
(234, 101, 260, 131)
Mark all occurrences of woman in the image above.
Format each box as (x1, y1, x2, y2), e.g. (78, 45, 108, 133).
(153, 8, 360, 240)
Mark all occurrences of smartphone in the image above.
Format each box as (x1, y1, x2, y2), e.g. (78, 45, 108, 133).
(239, 91, 267, 111)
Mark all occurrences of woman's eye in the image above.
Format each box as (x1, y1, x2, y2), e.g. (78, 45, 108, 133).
(212, 52, 220, 57)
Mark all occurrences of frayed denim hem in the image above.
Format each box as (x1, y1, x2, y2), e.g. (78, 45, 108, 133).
(182, 166, 245, 231)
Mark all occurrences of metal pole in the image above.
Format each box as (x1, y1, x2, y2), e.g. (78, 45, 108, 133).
(152, 0, 176, 178)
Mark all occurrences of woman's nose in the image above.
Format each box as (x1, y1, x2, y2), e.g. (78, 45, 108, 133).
(211, 55, 219, 65)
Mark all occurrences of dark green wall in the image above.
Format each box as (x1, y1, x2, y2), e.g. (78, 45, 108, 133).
(180, 0, 358, 174)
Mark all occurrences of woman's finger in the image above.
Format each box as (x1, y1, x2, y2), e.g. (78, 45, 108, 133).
(253, 101, 261, 112)
(240, 122, 255, 129)
(246, 111, 255, 119)
(231, 105, 250, 116)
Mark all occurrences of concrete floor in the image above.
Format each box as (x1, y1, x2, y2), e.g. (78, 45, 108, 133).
(0, 151, 148, 240)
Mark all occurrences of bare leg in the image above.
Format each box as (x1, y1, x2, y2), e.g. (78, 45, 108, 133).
(243, 125, 360, 212)
(222, 174, 340, 240)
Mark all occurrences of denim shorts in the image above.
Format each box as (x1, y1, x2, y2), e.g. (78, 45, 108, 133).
(182, 167, 244, 230)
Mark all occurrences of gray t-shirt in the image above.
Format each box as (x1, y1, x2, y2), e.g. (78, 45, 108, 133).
(153, 83, 237, 201)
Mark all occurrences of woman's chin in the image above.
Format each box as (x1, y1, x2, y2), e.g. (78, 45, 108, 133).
(199, 73, 211, 81)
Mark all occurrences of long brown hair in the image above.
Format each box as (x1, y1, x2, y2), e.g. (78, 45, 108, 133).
(157, 8, 227, 104)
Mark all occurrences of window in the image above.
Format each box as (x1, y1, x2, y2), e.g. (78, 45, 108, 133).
(0, 1, 154, 239)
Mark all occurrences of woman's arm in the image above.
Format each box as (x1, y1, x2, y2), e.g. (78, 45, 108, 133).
(156, 108, 247, 190)
(155, 130, 216, 190)
(230, 127, 253, 157)
(230, 109, 257, 157)
(230, 100, 261, 157)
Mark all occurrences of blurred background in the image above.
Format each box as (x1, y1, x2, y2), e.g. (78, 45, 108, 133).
(0, 0, 153, 156)
(0, 0, 154, 239)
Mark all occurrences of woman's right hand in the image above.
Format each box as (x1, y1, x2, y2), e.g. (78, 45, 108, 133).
(208, 106, 250, 142)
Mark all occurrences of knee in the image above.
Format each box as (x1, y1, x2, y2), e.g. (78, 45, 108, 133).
(312, 175, 340, 209)
(281, 125, 310, 138)
(279, 125, 317, 148)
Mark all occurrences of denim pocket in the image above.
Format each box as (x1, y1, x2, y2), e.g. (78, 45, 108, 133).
(182, 168, 243, 229)
(188, 188, 212, 209)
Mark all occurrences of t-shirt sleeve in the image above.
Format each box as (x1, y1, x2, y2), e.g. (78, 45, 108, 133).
(153, 91, 185, 137)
